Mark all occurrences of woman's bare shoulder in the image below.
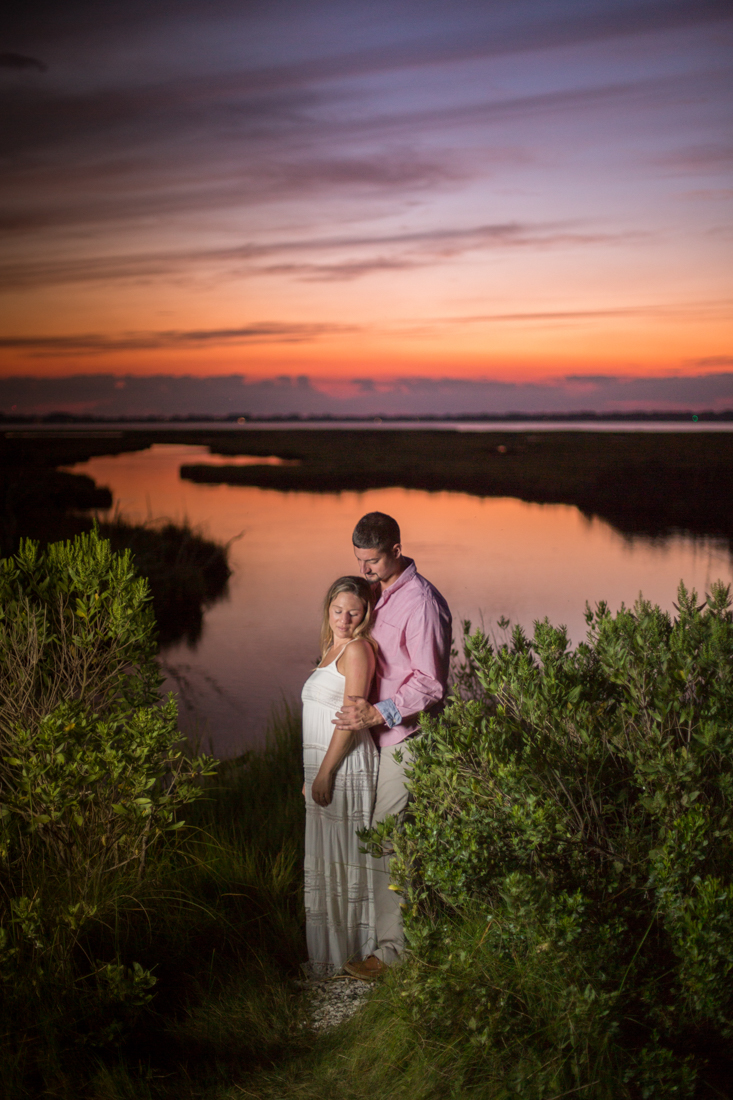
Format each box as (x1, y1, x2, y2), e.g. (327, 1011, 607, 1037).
(340, 637, 376, 667)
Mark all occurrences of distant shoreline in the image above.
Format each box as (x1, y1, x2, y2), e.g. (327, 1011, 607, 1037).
(4, 427, 733, 551)
(3, 408, 733, 434)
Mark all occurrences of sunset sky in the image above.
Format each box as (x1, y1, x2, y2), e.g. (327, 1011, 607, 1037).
(2, 0, 732, 416)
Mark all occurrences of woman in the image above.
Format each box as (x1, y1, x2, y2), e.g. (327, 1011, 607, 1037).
(302, 575, 380, 978)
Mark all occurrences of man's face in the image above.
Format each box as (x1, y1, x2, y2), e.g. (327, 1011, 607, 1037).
(353, 543, 402, 588)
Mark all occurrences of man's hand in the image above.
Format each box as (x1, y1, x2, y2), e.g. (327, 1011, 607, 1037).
(333, 695, 383, 731)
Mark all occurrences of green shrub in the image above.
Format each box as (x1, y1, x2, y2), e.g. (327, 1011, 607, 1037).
(367, 582, 733, 1097)
(0, 530, 215, 995)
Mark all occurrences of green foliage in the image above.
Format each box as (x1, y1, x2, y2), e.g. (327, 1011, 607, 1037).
(0, 697, 307, 1099)
(0, 530, 215, 999)
(368, 581, 733, 1096)
(0, 527, 158, 728)
(7, 533, 733, 1099)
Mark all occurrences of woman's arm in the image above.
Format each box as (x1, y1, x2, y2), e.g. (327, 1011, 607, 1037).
(311, 641, 376, 807)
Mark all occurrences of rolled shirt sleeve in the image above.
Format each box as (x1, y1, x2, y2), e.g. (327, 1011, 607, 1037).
(375, 698, 402, 728)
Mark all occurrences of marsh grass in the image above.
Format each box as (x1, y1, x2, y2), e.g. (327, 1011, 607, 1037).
(178, 428, 733, 547)
(0, 703, 309, 1100)
(243, 911, 625, 1100)
(99, 515, 231, 646)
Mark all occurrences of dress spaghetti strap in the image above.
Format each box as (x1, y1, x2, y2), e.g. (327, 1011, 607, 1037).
(320, 637, 358, 671)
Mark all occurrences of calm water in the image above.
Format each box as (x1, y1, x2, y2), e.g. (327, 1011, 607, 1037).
(69, 443, 733, 758)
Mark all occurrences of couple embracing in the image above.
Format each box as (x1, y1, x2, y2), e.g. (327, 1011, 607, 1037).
(301, 511, 452, 980)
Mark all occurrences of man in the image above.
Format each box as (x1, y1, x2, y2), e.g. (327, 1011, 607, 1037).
(335, 511, 452, 980)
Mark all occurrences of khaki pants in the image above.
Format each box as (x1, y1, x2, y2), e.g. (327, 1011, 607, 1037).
(371, 738, 416, 965)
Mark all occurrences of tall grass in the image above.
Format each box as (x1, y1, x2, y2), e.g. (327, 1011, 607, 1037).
(243, 911, 625, 1100)
(99, 515, 231, 646)
(0, 704, 309, 1100)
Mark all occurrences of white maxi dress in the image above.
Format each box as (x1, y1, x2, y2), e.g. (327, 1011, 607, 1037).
(302, 644, 380, 977)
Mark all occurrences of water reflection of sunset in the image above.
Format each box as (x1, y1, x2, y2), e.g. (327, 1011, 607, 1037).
(71, 446, 732, 757)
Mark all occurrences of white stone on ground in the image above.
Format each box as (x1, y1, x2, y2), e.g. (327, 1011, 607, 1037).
(295, 975, 374, 1031)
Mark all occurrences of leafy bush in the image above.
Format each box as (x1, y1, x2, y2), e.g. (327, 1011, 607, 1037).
(368, 582, 733, 1097)
(0, 530, 215, 996)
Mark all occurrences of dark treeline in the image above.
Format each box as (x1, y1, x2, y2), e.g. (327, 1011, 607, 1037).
(2, 409, 733, 423)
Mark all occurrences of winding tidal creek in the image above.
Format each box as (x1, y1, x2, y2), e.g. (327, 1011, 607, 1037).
(68, 441, 733, 758)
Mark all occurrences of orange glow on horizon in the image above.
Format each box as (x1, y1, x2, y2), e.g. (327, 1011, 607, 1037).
(3, 315, 730, 384)
(1, 2, 731, 414)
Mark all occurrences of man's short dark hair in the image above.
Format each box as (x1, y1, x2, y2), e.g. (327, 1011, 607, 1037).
(352, 512, 401, 552)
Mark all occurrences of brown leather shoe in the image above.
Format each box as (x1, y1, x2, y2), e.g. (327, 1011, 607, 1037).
(343, 955, 389, 981)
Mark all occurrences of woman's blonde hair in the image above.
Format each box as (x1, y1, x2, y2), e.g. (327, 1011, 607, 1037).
(319, 575, 377, 662)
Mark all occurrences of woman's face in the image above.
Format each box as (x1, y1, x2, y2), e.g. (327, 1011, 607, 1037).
(328, 591, 366, 643)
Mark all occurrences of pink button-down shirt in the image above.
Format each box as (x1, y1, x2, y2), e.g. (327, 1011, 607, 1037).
(369, 558, 452, 748)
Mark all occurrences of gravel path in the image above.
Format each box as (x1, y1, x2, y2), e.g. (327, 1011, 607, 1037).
(296, 975, 375, 1031)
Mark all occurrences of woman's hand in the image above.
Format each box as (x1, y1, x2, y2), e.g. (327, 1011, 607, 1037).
(302, 782, 305, 798)
(311, 769, 334, 807)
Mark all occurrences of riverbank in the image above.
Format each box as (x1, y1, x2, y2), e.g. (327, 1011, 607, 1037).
(179, 428, 733, 545)
(0, 438, 232, 646)
(3, 426, 732, 547)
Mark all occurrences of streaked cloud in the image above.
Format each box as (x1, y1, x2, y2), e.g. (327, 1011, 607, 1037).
(444, 300, 733, 326)
(690, 355, 733, 368)
(0, 220, 637, 290)
(1, 0, 731, 403)
(0, 322, 356, 356)
(652, 143, 733, 173)
(2, 70, 724, 239)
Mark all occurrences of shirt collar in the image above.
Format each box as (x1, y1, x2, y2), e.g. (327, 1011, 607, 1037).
(377, 557, 416, 605)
